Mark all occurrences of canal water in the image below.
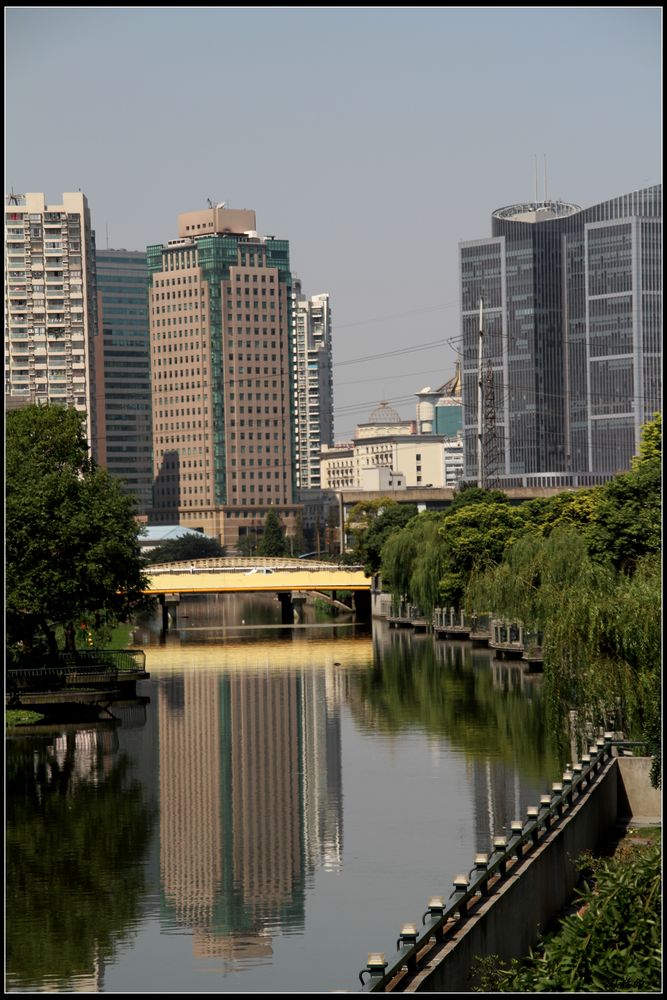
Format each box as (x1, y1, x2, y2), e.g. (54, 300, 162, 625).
(6, 595, 560, 993)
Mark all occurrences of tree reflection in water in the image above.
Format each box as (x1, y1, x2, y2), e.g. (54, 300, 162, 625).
(6, 728, 156, 991)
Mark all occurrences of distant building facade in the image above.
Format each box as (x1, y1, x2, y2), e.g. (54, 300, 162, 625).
(4, 192, 99, 453)
(320, 401, 450, 491)
(416, 361, 463, 438)
(292, 280, 333, 491)
(147, 204, 300, 548)
(460, 185, 662, 487)
(95, 249, 153, 515)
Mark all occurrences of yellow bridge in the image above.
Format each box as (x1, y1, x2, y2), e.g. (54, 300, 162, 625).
(143, 557, 371, 627)
(144, 557, 370, 595)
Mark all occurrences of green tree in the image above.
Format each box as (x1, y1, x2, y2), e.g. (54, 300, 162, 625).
(468, 528, 661, 783)
(376, 490, 527, 612)
(474, 840, 661, 992)
(290, 512, 307, 556)
(346, 499, 418, 573)
(257, 508, 289, 557)
(584, 416, 661, 572)
(236, 529, 261, 556)
(6, 404, 150, 662)
(146, 533, 225, 564)
(381, 513, 446, 613)
(438, 495, 527, 608)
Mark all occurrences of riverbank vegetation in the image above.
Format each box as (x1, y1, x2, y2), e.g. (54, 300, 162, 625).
(6, 404, 151, 667)
(473, 832, 661, 992)
(145, 533, 226, 563)
(355, 415, 661, 783)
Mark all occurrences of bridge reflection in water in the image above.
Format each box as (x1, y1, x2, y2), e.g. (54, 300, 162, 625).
(6, 609, 558, 994)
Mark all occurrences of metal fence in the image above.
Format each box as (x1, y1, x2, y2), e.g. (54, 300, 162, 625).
(358, 735, 631, 991)
(7, 649, 146, 692)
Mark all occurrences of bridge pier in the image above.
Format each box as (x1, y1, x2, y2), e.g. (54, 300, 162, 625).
(278, 592, 294, 625)
(352, 589, 372, 624)
(292, 594, 307, 623)
(159, 593, 181, 634)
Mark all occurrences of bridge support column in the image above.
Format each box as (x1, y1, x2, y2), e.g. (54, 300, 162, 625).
(159, 595, 168, 633)
(159, 594, 180, 634)
(292, 594, 307, 623)
(278, 592, 294, 625)
(353, 589, 371, 624)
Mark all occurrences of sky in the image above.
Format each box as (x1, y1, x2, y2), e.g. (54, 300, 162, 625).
(5, 6, 662, 439)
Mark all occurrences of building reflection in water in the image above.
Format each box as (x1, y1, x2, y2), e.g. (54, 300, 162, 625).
(155, 638, 357, 965)
(372, 625, 551, 856)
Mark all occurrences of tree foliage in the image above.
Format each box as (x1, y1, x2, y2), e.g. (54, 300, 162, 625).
(257, 508, 289, 557)
(468, 529, 662, 765)
(381, 514, 446, 614)
(378, 491, 525, 611)
(474, 839, 661, 992)
(146, 533, 225, 564)
(464, 415, 662, 781)
(584, 462, 661, 574)
(236, 529, 262, 556)
(6, 404, 150, 662)
(346, 499, 418, 574)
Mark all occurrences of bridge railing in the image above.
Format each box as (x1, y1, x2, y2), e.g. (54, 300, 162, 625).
(357, 734, 634, 992)
(7, 649, 147, 692)
(147, 557, 365, 574)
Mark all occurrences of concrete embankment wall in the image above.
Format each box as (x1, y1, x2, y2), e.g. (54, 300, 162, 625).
(407, 757, 660, 993)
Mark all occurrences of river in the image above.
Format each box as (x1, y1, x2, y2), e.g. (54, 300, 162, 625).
(6, 594, 560, 993)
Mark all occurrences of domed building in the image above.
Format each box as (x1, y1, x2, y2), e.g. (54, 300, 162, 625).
(356, 400, 415, 439)
(320, 377, 464, 493)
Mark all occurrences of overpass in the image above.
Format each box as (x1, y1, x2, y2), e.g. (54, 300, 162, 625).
(143, 557, 371, 627)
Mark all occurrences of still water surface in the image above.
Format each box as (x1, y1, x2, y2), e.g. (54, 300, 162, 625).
(6, 595, 560, 993)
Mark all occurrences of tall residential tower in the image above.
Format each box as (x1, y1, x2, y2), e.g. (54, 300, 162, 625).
(148, 204, 300, 548)
(4, 192, 99, 453)
(292, 281, 333, 492)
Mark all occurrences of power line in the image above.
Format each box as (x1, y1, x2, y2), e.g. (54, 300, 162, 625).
(334, 338, 447, 368)
(334, 300, 458, 330)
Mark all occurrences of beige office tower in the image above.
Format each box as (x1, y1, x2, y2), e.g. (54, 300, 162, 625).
(148, 205, 300, 548)
(4, 192, 98, 454)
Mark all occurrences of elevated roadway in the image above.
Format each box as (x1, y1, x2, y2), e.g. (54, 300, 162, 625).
(142, 557, 371, 627)
(143, 557, 370, 596)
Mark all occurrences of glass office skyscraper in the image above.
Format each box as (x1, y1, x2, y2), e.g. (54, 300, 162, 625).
(460, 185, 661, 487)
(95, 249, 153, 515)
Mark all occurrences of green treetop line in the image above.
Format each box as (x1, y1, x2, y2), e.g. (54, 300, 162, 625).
(346, 414, 661, 783)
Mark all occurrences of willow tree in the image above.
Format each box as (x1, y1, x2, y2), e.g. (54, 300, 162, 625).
(467, 526, 661, 781)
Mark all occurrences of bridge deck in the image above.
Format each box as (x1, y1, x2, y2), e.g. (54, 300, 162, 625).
(144, 568, 370, 596)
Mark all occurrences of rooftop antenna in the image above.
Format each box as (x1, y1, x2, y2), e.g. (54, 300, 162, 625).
(477, 298, 484, 487)
(105, 223, 109, 249)
(7, 188, 22, 205)
(544, 154, 548, 203)
(206, 198, 214, 208)
(534, 154, 538, 202)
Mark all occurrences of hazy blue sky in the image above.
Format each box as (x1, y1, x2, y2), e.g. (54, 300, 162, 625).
(6, 6, 661, 438)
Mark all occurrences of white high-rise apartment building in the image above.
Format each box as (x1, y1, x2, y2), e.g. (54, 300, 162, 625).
(4, 192, 98, 453)
(292, 280, 333, 491)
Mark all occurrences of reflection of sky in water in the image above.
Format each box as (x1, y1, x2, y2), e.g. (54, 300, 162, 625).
(8, 620, 556, 993)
